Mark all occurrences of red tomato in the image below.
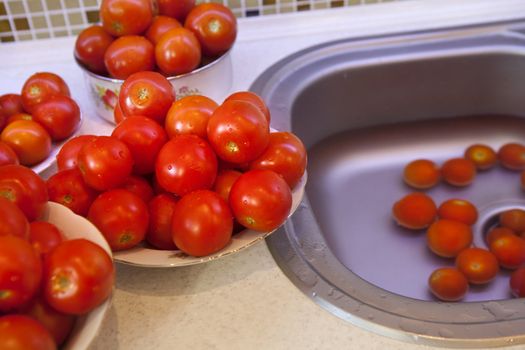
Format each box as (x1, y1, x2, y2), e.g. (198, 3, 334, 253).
(184, 3, 237, 57)
(437, 198, 478, 226)
(155, 27, 202, 76)
(426, 219, 472, 258)
(31, 95, 81, 141)
(55, 134, 97, 171)
(88, 189, 149, 251)
(428, 267, 468, 301)
(207, 100, 269, 164)
(248, 131, 306, 189)
(43, 238, 114, 315)
(77, 136, 134, 191)
(0, 164, 48, 221)
(104, 35, 155, 79)
(145, 15, 182, 45)
(23, 295, 76, 346)
(0, 315, 56, 350)
(0, 140, 19, 166)
(486, 226, 515, 246)
(172, 190, 232, 256)
(29, 221, 64, 257)
(7, 112, 33, 125)
(165, 95, 218, 139)
(46, 168, 99, 217)
(1, 119, 52, 166)
(74, 25, 115, 75)
(0, 93, 24, 117)
(146, 193, 178, 250)
(158, 0, 195, 21)
(100, 0, 153, 36)
(112, 115, 168, 174)
(455, 247, 499, 284)
(224, 91, 270, 124)
(155, 134, 218, 196)
(499, 209, 525, 232)
(118, 71, 175, 125)
(229, 169, 292, 232)
(441, 158, 476, 187)
(114, 101, 126, 124)
(0, 196, 29, 239)
(510, 267, 525, 297)
(118, 175, 155, 203)
(20, 72, 70, 113)
(0, 235, 42, 312)
(498, 142, 525, 170)
(489, 233, 525, 269)
(213, 168, 242, 202)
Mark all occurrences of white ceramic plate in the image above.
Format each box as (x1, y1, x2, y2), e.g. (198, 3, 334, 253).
(114, 172, 307, 268)
(42, 202, 112, 350)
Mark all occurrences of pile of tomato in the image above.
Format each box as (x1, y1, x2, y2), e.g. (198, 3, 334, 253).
(0, 73, 81, 167)
(392, 142, 525, 301)
(0, 165, 114, 349)
(47, 70, 307, 257)
(74, 0, 237, 79)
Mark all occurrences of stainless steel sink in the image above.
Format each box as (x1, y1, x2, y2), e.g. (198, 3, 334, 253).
(251, 21, 525, 347)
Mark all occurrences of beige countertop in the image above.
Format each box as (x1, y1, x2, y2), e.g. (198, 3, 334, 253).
(2, 0, 525, 348)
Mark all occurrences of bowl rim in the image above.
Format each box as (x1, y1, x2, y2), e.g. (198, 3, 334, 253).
(74, 46, 234, 83)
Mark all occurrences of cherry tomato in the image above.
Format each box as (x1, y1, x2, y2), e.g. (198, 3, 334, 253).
(104, 35, 155, 79)
(146, 193, 178, 250)
(155, 134, 218, 196)
(7, 111, 33, 124)
(77, 136, 134, 191)
(0, 140, 19, 166)
(100, 0, 153, 36)
(31, 95, 81, 141)
(184, 3, 237, 57)
(0, 93, 24, 117)
(464, 144, 497, 170)
(158, 0, 195, 22)
(489, 233, 525, 269)
(248, 131, 307, 189)
(74, 25, 115, 75)
(223, 91, 270, 124)
(23, 295, 76, 346)
(213, 168, 242, 202)
(0, 315, 56, 350)
(0, 164, 48, 221)
(0, 235, 42, 312)
(55, 134, 97, 171)
(485, 226, 515, 247)
(165, 95, 218, 139)
(0, 196, 29, 239)
(402, 159, 440, 189)
(437, 198, 478, 226)
(118, 71, 175, 124)
(207, 100, 269, 164)
(114, 101, 126, 124)
(118, 175, 154, 203)
(29, 221, 63, 257)
(145, 15, 182, 44)
(112, 115, 168, 174)
(455, 247, 499, 284)
(20, 72, 70, 112)
(0, 119, 52, 166)
(46, 168, 99, 217)
(441, 158, 476, 187)
(510, 267, 525, 297)
(499, 209, 525, 233)
(427, 219, 472, 258)
(428, 267, 468, 301)
(229, 169, 292, 232)
(88, 189, 149, 251)
(392, 192, 437, 230)
(498, 142, 525, 170)
(155, 27, 202, 76)
(43, 238, 114, 315)
(172, 189, 232, 256)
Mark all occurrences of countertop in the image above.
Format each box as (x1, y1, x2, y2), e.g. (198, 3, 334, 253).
(2, 0, 525, 349)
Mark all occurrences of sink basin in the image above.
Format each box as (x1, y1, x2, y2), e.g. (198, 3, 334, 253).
(251, 21, 525, 347)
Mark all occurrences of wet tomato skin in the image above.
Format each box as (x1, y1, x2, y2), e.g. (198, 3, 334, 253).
(0, 314, 56, 350)
(31, 94, 81, 141)
(21, 72, 70, 113)
(165, 95, 218, 139)
(100, 0, 153, 37)
(74, 25, 115, 75)
(0, 119, 52, 166)
(104, 35, 155, 80)
(0, 196, 29, 239)
(146, 15, 182, 44)
(147, 193, 178, 250)
(56, 134, 97, 171)
(155, 27, 202, 76)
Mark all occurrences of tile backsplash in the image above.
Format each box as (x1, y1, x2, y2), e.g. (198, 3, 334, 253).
(0, 0, 400, 42)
